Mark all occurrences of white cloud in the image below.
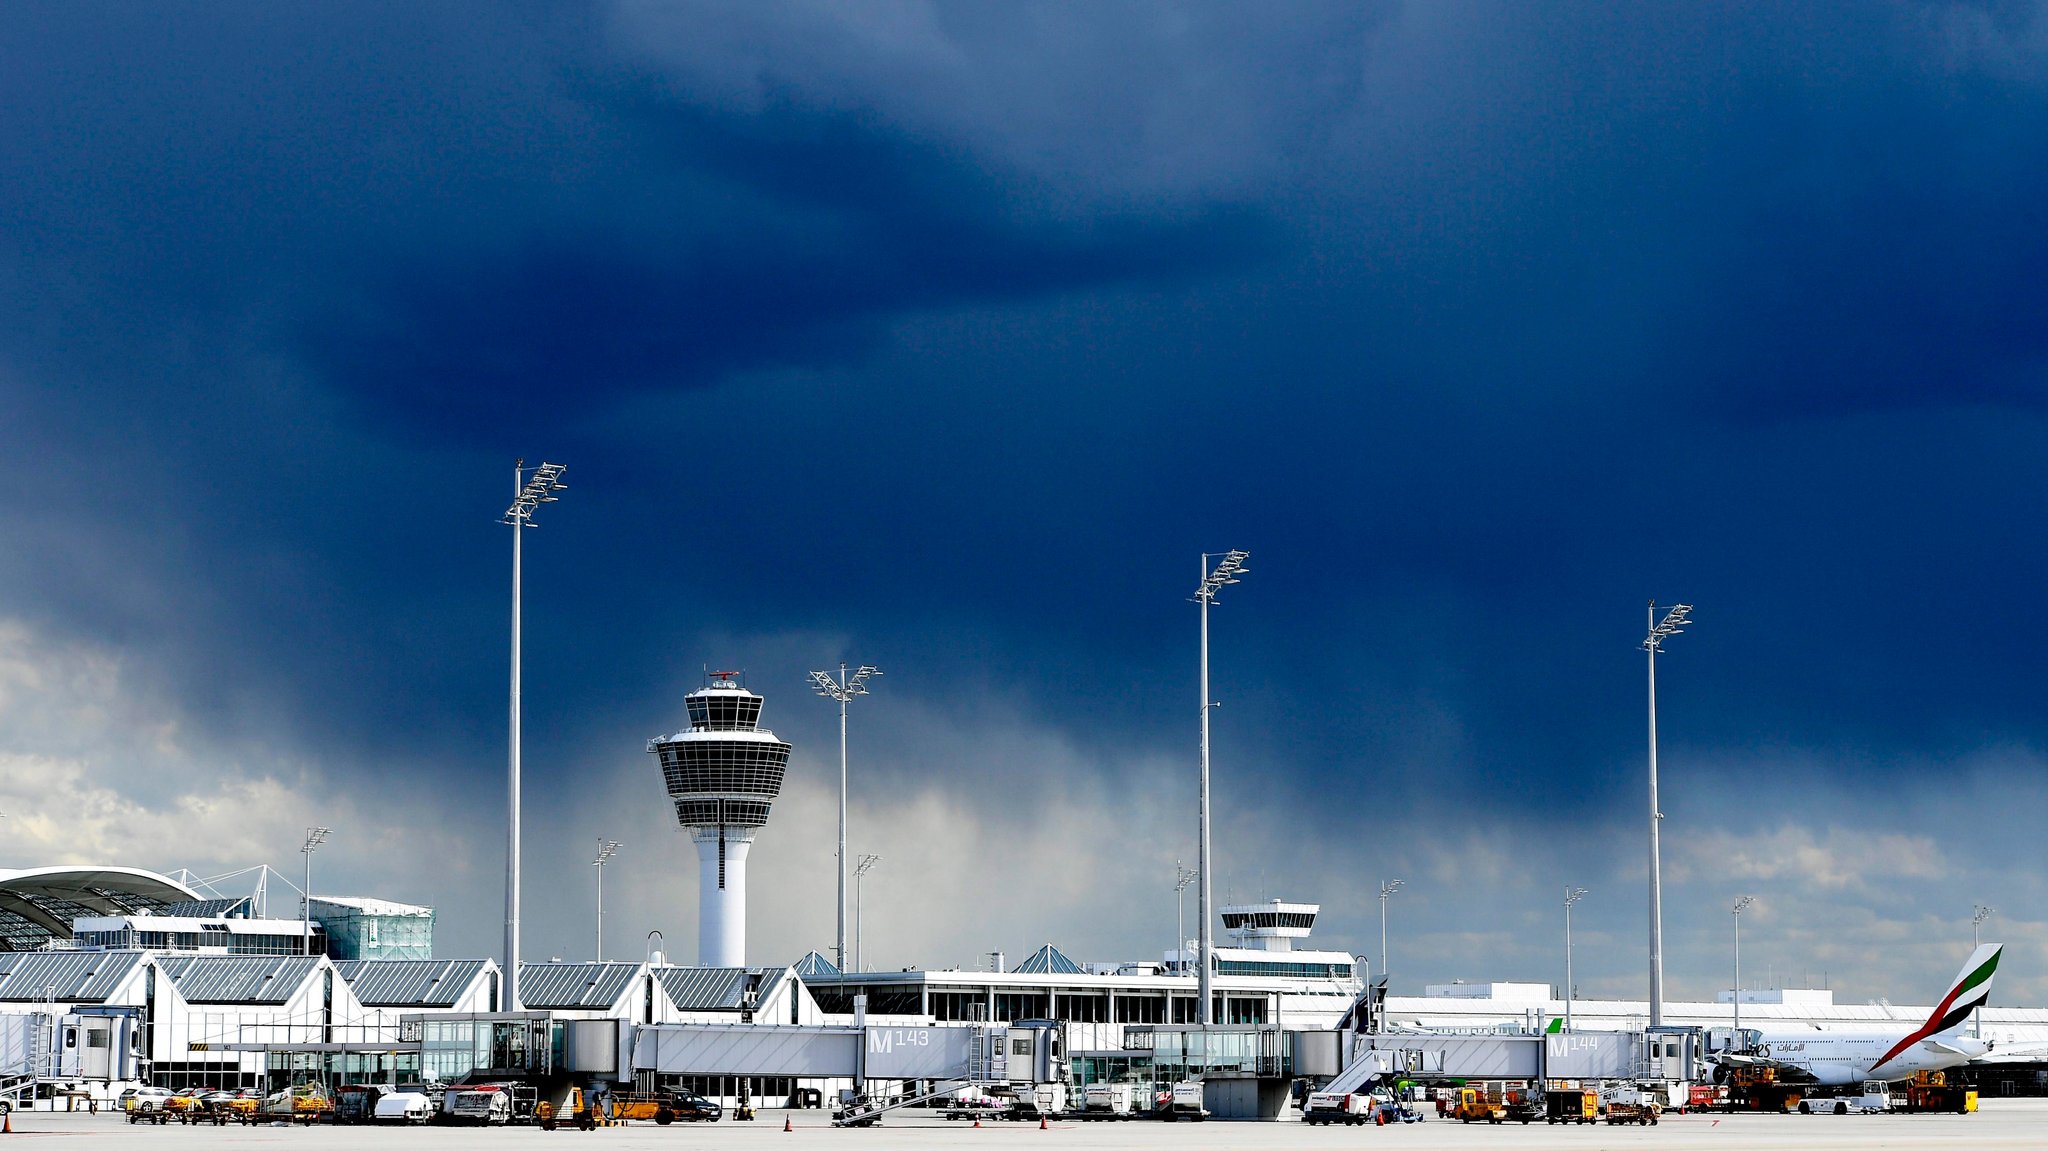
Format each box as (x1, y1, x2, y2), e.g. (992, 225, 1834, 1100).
(0, 618, 493, 923)
(1669, 824, 1949, 891)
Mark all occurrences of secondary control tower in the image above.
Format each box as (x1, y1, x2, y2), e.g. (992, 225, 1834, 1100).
(647, 672, 791, 967)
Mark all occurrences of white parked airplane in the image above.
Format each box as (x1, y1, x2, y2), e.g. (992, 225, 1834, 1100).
(1710, 943, 2000, 1089)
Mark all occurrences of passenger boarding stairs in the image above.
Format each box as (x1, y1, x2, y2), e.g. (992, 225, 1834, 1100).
(831, 1077, 977, 1127)
(0, 1073, 35, 1111)
(1318, 1049, 1397, 1098)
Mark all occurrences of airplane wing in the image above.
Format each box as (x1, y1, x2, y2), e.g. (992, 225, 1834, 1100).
(1971, 1042, 2048, 1064)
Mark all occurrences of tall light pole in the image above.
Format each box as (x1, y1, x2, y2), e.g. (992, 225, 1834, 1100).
(1731, 895, 1755, 1036)
(300, 827, 329, 956)
(1194, 549, 1250, 1025)
(1644, 601, 1692, 1029)
(1563, 886, 1588, 1032)
(854, 853, 881, 973)
(1973, 904, 1995, 947)
(810, 663, 881, 973)
(1378, 879, 1404, 993)
(504, 459, 567, 1011)
(593, 839, 621, 961)
(1174, 861, 1197, 974)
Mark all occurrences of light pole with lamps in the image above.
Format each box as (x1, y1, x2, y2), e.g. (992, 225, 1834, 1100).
(1193, 550, 1250, 1025)
(1174, 861, 1196, 975)
(1563, 886, 1588, 1032)
(1732, 895, 1756, 1036)
(810, 663, 881, 973)
(854, 853, 881, 973)
(1974, 905, 1995, 947)
(593, 839, 621, 961)
(503, 459, 567, 1011)
(1644, 601, 1693, 1029)
(1379, 879, 1404, 993)
(300, 827, 329, 956)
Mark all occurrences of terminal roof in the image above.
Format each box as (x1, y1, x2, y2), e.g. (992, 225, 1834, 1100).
(336, 958, 491, 1007)
(0, 949, 144, 1002)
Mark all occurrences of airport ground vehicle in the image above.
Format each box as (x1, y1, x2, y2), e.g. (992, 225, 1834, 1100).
(1501, 1087, 1542, 1123)
(262, 1083, 333, 1123)
(1546, 1088, 1597, 1123)
(1079, 1083, 1138, 1119)
(120, 1086, 175, 1114)
(334, 1085, 384, 1125)
(443, 1084, 513, 1125)
(538, 1087, 619, 1131)
(1157, 1081, 1208, 1121)
(160, 1088, 212, 1118)
(1454, 1086, 1505, 1124)
(1602, 1088, 1661, 1126)
(1897, 1070, 1976, 1114)
(1302, 1089, 1374, 1125)
(1726, 1066, 1803, 1112)
(1373, 1097, 1426, 1124)
(375, 1089, 436, 1124)
(608, 1089, 722, 1124)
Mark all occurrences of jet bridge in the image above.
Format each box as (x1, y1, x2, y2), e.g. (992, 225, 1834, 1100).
(630, 1022, 996, 1081)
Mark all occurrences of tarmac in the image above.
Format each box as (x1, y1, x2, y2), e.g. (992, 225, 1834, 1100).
(8, 1100, 2046, 1149)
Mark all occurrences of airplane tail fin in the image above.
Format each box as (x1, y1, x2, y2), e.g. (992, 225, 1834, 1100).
(1921, 943, 2000, 1035)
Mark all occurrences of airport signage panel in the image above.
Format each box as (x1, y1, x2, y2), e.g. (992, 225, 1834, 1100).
(1544, 1032, 1635, 1079)
(864, 1025, 978, 1080)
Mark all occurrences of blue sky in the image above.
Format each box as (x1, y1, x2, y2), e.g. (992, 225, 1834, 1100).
(2, 2, 2046, 1005)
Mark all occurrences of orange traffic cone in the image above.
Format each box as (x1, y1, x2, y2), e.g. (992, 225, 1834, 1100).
(784, 1116, 793, 1132)
(1040, 1114, 1049, 1130)
(972, 1117, 982, 1128)
(4, 1109, 12, 1134)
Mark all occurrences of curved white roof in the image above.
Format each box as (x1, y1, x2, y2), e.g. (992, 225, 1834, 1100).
(0, 865, 199, 950)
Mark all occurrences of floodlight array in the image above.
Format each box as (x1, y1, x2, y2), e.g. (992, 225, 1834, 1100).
(504, 461, 569, 524)
(1194, 549, 1252, 602)
(811, 665, 882, 702)
(1643, 603, 1693, 651)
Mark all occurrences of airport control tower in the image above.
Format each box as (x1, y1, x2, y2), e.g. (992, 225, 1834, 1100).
(647, 672, 791, 967)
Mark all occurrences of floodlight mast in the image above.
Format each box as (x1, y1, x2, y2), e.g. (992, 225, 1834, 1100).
(810, 663, 881, 972)
(854, 853, 881, 973)
(1732, 895, 1756, 1035)
(1643, 601, 1692, 1030)
(503, 459, 567, 1011)
(1174, 861, 1197, 975)
(1378, 879, 1404, 992)
(1193, 549, 1249, 1026)
(300, 827, 329, 956)
(594, 838, 622, 961)
(1563, 886, 1588, 1032)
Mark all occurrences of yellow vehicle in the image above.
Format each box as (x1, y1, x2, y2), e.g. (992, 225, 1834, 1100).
(1727, 1065, 1802, 1113)
(1546, 1089, 1598, 1124)
(1454, 1086, 1505, 1124)
(162, 1089, 212, 1118)
(538, 1087, 620, 1132)
(261, 1083, 333, 1124)
(1901, 1071, 1977, 1114)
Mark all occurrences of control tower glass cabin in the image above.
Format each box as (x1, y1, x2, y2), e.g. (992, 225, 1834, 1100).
(647, 674, 791, 967)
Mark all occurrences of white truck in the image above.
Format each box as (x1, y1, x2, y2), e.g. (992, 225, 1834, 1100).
(1159, 1081, 1208, 1121)
(1080, 1083, 1137, 1118)
(374, 1090, 435, 1124)
(442, 1086, 511, 1125)
(1302, 1081, 1384, 1122)
(1302, 1089, 1374, 1125)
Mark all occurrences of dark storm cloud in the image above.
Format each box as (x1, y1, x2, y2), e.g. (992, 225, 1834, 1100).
(3, 1, 2048, 986)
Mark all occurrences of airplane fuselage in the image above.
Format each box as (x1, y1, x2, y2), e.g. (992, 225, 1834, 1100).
(1751, 1030, 1990, 1088)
